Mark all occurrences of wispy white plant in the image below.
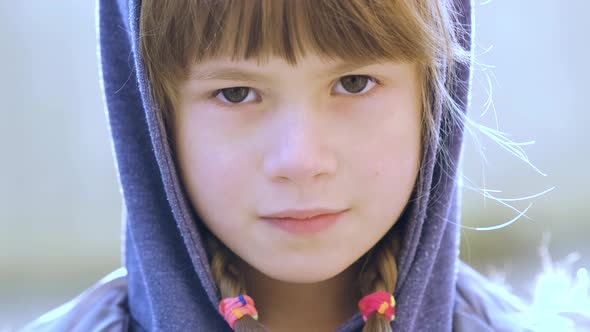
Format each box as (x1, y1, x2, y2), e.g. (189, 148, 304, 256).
(490, 234, 590, 331)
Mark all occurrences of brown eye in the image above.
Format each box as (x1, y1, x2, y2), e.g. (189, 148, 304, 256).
(220, 87, 250, 103)
(340, 75, 368, 93)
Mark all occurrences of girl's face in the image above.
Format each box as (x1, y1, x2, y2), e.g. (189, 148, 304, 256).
(173, 55, 421, 283)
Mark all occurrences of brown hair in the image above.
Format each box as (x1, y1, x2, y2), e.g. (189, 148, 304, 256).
(139, 1, 469, 331)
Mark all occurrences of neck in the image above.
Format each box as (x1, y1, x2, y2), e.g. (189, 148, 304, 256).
(238, 260, 362, 332)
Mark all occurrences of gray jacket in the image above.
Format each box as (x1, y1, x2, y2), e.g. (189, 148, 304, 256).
(22, 261, 588, 331)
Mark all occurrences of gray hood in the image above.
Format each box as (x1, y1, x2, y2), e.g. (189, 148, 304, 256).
(96, 0, 473, 330)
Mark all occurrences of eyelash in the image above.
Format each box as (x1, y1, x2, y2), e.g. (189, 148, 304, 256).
(209, 75, 382, 109)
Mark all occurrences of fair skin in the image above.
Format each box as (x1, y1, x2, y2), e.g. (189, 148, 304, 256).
(174, 55, 422, 331)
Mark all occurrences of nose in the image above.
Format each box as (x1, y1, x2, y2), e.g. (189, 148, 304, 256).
(262, 108, 337, 185)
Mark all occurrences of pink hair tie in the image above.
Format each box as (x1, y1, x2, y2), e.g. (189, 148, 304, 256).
(358, 291, 396, 322)
(218, 294, 259, 329)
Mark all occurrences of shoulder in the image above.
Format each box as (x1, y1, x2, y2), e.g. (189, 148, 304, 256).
(453, 261, 530, 332)
(19, 268, 129, 332)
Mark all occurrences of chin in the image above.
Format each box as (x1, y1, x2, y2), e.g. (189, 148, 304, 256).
(251, 256, 352, 284)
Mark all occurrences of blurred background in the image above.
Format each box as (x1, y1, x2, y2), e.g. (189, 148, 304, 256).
(1, 0, 588, 329)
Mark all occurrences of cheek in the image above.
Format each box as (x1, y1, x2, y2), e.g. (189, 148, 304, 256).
(351, 101, 421, 181)
(347, 103, 422, 225)
(360, 139, 420, 203)
(174, 116, 254, 232)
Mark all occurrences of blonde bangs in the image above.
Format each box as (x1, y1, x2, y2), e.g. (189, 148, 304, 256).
(189, 0, 433, 65)
(139, 0, 451, 87)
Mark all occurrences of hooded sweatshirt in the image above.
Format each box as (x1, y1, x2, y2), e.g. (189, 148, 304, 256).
(19, 0, 559, 331)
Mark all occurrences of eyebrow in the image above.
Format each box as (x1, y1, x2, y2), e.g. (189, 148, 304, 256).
(188, 60, 380, 82)
(189, 67, 269, 82)
(323, 61, 379, 76)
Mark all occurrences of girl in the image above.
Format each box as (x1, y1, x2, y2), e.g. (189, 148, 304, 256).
(22, 0, 578, 331)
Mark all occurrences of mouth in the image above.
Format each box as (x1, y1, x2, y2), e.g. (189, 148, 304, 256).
(259, 209, 348, 235)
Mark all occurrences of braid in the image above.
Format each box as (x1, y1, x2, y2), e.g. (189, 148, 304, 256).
(206, 227, 401, 332)
(358, 228, 402, 332)
(206, 233, 269, 331)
